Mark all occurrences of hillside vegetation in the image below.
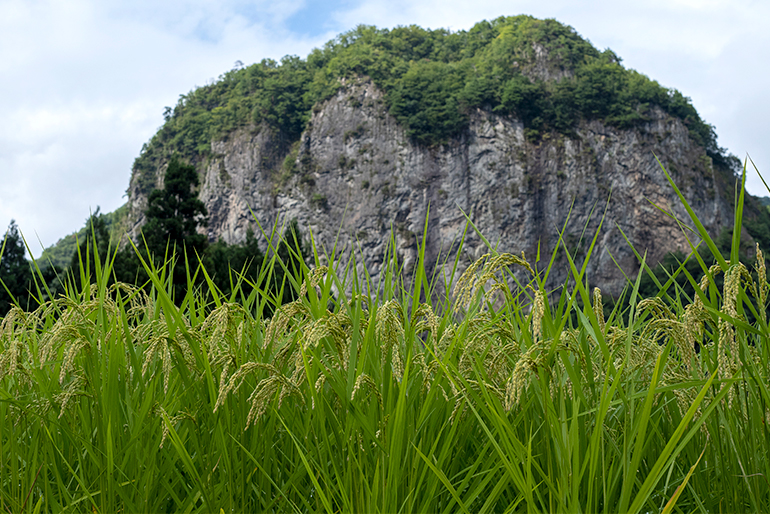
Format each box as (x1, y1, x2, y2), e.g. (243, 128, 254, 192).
(132, 15, 737, 195)
(38, 206, 128, 270)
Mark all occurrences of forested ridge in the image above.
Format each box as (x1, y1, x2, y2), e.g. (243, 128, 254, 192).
(132, 15, 737, 194)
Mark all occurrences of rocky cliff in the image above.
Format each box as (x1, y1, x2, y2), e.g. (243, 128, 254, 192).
(121, 16, 758, 298)
(125, 74, 737, 297)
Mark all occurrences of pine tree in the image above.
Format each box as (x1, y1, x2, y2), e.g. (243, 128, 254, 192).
(0, 220, 33, 315)
(143, 154, 208, 258)
(141, 154, 208, 300)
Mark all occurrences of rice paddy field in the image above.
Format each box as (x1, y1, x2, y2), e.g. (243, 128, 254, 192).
(2, 165, 770, 513)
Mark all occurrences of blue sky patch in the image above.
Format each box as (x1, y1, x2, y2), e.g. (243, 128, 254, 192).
(285, 0, 351, 37)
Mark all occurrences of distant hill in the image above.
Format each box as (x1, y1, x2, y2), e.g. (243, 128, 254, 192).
(38, 206, 128, 270)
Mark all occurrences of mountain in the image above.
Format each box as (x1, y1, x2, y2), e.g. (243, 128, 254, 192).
(78, 16, 770, 295)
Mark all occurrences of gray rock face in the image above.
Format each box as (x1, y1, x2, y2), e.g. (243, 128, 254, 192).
(126, 77, 734, 298)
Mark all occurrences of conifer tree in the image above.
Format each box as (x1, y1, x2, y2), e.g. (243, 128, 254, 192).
(143, 154, 208, 257)
(140, 154, 208, 300)
(0, 220, 32, 315)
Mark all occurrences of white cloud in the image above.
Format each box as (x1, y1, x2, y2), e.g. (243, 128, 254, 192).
(0, 0, 332, 255)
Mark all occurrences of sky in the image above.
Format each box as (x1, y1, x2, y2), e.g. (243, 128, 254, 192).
(1, 0, 769, 256)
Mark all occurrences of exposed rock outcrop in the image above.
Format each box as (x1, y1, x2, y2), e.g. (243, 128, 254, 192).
(126, 77, 735, 297)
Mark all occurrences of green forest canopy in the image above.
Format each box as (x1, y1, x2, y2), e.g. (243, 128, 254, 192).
(133, 15, 737, 194)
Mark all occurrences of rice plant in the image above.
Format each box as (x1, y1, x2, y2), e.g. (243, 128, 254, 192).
(1, 161, 769, 512)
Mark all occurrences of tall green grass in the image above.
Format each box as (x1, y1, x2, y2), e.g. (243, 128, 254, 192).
(1, 161, 770, 512)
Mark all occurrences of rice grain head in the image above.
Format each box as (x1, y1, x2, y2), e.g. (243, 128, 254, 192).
(311, 373, 326, 409)
(265, 300, 310, 351)
(454, 252, 535, 311)
(453, 254, 490, 310)
(531, 288, 546, 343)
(505, 350, 536, 411)
(137, 319, 183, 394)
(0, 337, 32, 384)
(351, 372, 383, 409)
(636, 297, 676, 322)
(683, 269, 717, 373)
(593, 287, 605, 335)
(276, 373, 304, 409)
(755, 244, 768, 324)
(246, 378, 281, 428)
(59, 338, 90, 384)
(156, 405, 198, 448)
(719, 264, 751, 382)
(300, 265, 329, 297)
(413, 303, 440, 349)
(56, 374, 85, 418)
(214, 361, 278, 412)
(376, 300, 405, 380)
